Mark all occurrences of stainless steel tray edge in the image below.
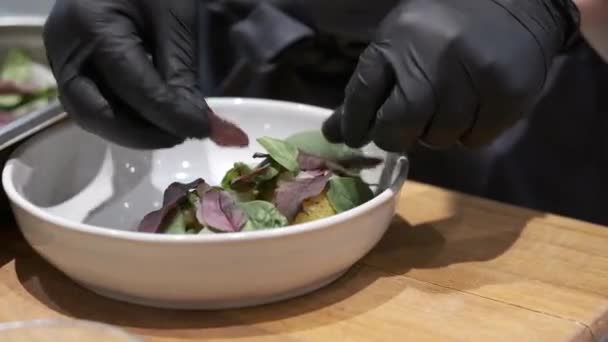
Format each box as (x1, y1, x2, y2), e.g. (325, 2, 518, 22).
(0, 100, 66, 151)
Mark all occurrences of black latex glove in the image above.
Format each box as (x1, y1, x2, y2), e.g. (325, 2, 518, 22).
(43, 0, 209, 149)
(322, 0, 580, 152)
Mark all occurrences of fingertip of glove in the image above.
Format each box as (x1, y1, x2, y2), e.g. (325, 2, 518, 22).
(321, 109, 345, 143)
(170, 88, 212, 140)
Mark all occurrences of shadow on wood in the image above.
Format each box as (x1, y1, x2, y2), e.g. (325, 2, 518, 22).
(13, 244, 401, 339)
(363, 189, 539, 291)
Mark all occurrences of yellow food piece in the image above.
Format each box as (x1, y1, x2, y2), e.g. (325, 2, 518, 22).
(293, 191, 337, 224)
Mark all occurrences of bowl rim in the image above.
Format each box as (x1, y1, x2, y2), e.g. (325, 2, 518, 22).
(2, 97, 405, 244)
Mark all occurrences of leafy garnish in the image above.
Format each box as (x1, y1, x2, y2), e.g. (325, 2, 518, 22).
(297, 151, 382, 176)
(0, 80, 35, 95)
(198, 188, 247, 232)
(1, 50, 31, 85)
(221, 162, 252, 189)
(327, 177, 374, 213)
(274, 171, 332, 221)
(257, 137, 299, 171)
(137, 179, 206, 233)
(164, 179, 205, 206)
(286, 130, 362, 160)
(230, 164, 279, 191)
(165, 209, 188, 234)
(137, 131, 381, 234)
(138, 206, 179, 234)
(207, 110, 249, 147)
(252, 152, 270, 159)
(240, 201, 288, 230)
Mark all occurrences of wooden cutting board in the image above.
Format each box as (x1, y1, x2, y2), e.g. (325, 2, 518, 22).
(1, 181, 607, 341)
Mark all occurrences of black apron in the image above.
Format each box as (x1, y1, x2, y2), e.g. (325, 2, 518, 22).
(197, 0, 608, 225)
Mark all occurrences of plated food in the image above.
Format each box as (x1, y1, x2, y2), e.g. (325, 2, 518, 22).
(0, 49, 57, 125)
(138, 130, 383, 234)
(3, 98, 407, 309)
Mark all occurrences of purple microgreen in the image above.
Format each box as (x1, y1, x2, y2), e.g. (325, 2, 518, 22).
(137, 179, 206, 233)
(207, 110, 249, 148)
(297, 151, 383, 176)
(137, 206, 178, 234)
(274, 171, 332, 221)
(296, 152, 327, 171)
(0, 80, 36, 95)
(162, 179, 205, 206)
(230, 164, 279, 191)
(196, 182, 210, 197)
(221, 162, 252, 189)
(198, 189, 247, 232)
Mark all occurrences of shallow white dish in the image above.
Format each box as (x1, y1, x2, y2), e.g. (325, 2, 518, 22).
(2, 98, 408, 309)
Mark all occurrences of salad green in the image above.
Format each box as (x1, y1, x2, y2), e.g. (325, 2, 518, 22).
(137, 131, 383, 234)
(0, 49, 57, 125)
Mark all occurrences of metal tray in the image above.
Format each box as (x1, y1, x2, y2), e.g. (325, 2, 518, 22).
(0, 17, 67, 219)
(0, 17, 67, 151)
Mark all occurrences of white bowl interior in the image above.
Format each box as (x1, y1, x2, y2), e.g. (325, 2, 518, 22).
(7, 98, 390, 232)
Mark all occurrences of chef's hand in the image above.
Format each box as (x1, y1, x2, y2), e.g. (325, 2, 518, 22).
(322, 0, 580, 151)
(43, 0, 209, 149)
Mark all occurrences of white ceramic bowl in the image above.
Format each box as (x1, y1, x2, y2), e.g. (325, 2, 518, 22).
(2, 98, 408, 309)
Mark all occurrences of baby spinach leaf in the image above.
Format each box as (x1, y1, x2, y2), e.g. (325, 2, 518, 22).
(231, 164, 278, 189)
(198, 189, 247, 232)
(286, 130, 361, 160)
(164, 209, 188, 234)
(274, 171, 332, 221)
(257, 137, 299, 171)
(327, 177, 374, 213)
(240, 201, 288, 230)
(221, 162, 252, 189)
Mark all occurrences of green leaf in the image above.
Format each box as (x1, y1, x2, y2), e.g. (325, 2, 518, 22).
(327, 177, 374, 213)
(221, 162, 252, 189)
(241, 220, 256, 232)
(286, 130, 362, 160)
(0, 94, 22, 109)
(164, 210, 188, 234)
(255, 165, 279, 182)
(0, 49, 56, 109)
(187, 191, 206, 229)
(198, 228, 214, 235)
(257, 137, 299, 172)
(1, 49, 32, 83)
(230, 164, 279, 191)
(240, 201, 289, 230)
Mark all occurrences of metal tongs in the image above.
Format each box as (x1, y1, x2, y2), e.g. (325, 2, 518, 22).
(375, 153, 409, 195)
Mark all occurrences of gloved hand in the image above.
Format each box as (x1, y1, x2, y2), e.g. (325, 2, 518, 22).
(322, 0, 580, 152)
(43, 0, 209, 149)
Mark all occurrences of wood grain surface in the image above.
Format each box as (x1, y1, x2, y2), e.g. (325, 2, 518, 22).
(1, 181, 607, 341)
